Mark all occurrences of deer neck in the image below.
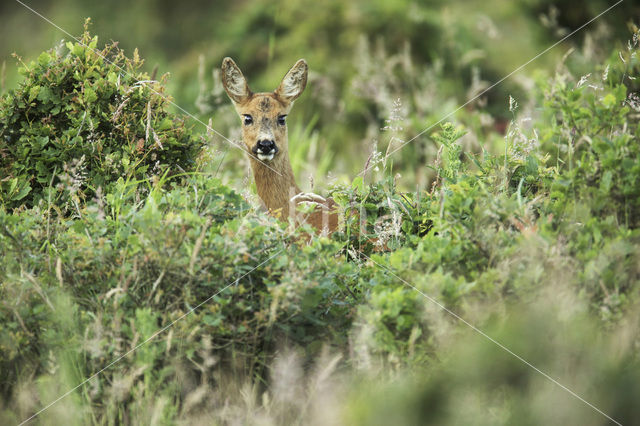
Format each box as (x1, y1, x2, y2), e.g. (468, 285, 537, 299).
(249, 150, 300, 218)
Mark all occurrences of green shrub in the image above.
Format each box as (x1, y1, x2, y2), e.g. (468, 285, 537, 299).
(0, 22, 201, 211)
(0, 174, 364, 413)
(541, 50, 640, 229)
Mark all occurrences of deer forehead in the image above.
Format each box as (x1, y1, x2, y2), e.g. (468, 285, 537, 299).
(239, 93, 289, 116)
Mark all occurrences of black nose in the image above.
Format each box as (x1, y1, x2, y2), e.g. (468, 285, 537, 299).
(253, 139, 278, 154)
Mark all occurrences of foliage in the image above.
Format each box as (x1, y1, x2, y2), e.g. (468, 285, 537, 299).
(1, 16, 640, 426)
(0, 173, 362, 411)
(0, 22, 200, 211)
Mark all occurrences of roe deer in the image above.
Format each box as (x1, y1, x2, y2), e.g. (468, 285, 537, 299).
(221, 57, 338, 235)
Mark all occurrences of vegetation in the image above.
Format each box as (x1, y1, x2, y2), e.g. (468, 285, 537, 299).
(1, 2, 640, 425)
(0, 25, 200, 211)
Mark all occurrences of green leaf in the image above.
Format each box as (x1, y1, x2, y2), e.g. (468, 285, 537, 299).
(14, 183, 32, 200)
(84, 87, 98, 103)
(28, 86, 41, 102)
(9, 178, 17, 194)
(600, 170, 612, 192)
(602, 93, 617, 109)
(613, 84, 627, 103)
(525, 155, 538, 176)
(37, 86, 54, 103)
(107, 71, 117, 84)
(37, 52, 51, 66)
(351, 176, 364, 192)
(72, 43, 85, 57)
(88, 36, 98, 50)
(203, 314, 222, 327)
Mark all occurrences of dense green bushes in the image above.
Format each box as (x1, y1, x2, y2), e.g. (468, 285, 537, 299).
(1, 23, 640, 425)
(0, 171, 362, 403)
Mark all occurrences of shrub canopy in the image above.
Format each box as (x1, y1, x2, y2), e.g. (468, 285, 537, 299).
(0, 27, 201, 211)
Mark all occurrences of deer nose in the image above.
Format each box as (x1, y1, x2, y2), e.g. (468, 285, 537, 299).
(253, 139, 278, 155)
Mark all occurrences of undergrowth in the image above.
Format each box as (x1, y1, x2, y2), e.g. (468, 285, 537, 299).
(1, 24, 639, 425)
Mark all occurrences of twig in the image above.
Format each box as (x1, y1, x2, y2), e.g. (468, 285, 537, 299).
(189, 217, 213, 275)
(23, 271, 55, 311)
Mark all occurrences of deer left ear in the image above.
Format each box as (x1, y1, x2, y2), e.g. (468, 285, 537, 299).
(221, 57, 251, 104)
(275, 59, 308, 103)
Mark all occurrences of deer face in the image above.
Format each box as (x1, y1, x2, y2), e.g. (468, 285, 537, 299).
(221, 57, 308, 163)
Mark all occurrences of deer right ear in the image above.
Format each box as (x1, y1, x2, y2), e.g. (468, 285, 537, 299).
(221, 57, 251, 104)
(275, 59, 308, 104)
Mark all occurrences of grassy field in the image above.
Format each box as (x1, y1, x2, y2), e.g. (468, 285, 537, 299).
(1, 1, 640, 424)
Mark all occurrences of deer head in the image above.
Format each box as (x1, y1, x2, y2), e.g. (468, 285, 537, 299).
(221, 57, 308, 165)
(221, 57, 337, 235)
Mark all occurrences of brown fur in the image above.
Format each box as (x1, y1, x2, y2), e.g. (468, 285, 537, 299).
(221, 58, 339, 235)
(301, 197, 339, 234)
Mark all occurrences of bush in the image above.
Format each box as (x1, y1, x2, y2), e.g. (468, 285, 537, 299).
(0, 22, 201, 211)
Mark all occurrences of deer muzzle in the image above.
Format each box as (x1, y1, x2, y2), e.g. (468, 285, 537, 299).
(253, 139, 279, 161)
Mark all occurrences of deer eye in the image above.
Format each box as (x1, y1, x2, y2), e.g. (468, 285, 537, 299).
(242, 115, 253, 125)
(277, 115, 287, 126)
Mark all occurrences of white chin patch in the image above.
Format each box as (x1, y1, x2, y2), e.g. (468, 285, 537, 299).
(257, 153, 275, 161)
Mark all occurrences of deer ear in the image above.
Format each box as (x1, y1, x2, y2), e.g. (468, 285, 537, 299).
(275, 59, 308, 103)
(221, 57, 251, 104)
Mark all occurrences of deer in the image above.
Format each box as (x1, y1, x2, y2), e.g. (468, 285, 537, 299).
(221, 57, 339, 235)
